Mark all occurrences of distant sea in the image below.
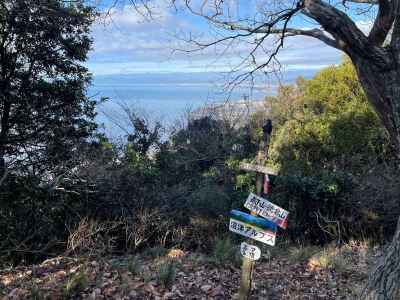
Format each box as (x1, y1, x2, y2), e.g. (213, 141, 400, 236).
(88, 70, 317, 136)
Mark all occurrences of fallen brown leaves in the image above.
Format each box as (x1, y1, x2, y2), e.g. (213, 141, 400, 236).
(0, 244, 377, 300)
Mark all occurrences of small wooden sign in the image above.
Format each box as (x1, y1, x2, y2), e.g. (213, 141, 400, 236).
(229, 218, 276, 246)
(239, 162, 277, 175)
(240, 242, 261, 261)
(244, 193, 289, 229)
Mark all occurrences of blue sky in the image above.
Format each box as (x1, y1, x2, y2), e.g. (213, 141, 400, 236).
(85, 1, 376, 134)
(88, 0, 370, 77)
(86, 0, 376, 85)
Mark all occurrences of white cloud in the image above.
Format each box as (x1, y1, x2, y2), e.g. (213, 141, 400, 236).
(87, 3, 343, 77)
(91, 3, 176, 54)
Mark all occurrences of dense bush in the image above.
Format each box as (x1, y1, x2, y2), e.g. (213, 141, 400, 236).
(0, 112, 255, 264)
(2, 59, 399, 266)
(269, 172, 353, 244)
(267, 59, 399, 244)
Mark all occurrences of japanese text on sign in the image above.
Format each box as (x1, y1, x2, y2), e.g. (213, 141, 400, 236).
(229, 218, 276, 246)
(240, 242, 261, 261)
(244, 193, 289, 229)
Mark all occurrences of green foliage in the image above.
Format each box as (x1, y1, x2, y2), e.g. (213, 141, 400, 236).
(270, 59, 389, 176)
(157, 261, 176, 289)
(163, 116, 256, 183)
(234, 168, 256, 193)
(269, 172, 352, 243)
(0, 176, 74, 264)
(0, 0, 99, 264)
(185, 185, 232, 217)
(62, 270, 89, 299)
(0, 0, 97, 174)
(126, 112, 162, 156)
(267, 58, 396, 243)
(2, 52, 398, 265)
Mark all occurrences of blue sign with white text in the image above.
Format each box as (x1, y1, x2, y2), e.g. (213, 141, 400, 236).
(230, 210, 277, 232)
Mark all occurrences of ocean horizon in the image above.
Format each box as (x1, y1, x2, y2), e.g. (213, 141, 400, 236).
(89, 70, 317, 137)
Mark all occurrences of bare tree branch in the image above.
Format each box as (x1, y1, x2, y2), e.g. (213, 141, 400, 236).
(277, 28, 341, 49)
(303, 0, 390, 68)
(192, 7, 342, 51)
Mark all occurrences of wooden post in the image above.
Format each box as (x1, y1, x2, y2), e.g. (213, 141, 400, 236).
(238, 120, 272, 300)
(238, 255, 254, 300)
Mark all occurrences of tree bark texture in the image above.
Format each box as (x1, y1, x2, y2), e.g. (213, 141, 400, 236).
(302, 2, 400, 298)
(360, 218, 400, 300)
(353, 59, 400, 300)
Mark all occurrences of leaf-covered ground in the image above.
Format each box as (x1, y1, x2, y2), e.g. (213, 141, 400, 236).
(0, 243, 380, 299)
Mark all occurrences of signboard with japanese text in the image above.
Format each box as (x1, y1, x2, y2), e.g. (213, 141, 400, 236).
(244, 193, 289, 229)
(229, 218, 276, 246)
(240, 242, 261, 261)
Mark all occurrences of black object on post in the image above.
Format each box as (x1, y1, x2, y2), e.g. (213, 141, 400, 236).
(263, 119, 272, 138)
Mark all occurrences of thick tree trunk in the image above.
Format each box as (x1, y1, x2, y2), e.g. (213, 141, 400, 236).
(353, 59, 400, 300)
(360, 218, 400, 300)
(353, 61, 400, 155)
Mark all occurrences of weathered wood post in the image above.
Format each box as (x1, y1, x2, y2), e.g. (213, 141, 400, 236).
(238, 120, 272, 300)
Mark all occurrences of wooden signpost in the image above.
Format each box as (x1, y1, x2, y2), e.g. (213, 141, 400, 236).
(239, 162, 278, 176)
(229, 119, 289, 300)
